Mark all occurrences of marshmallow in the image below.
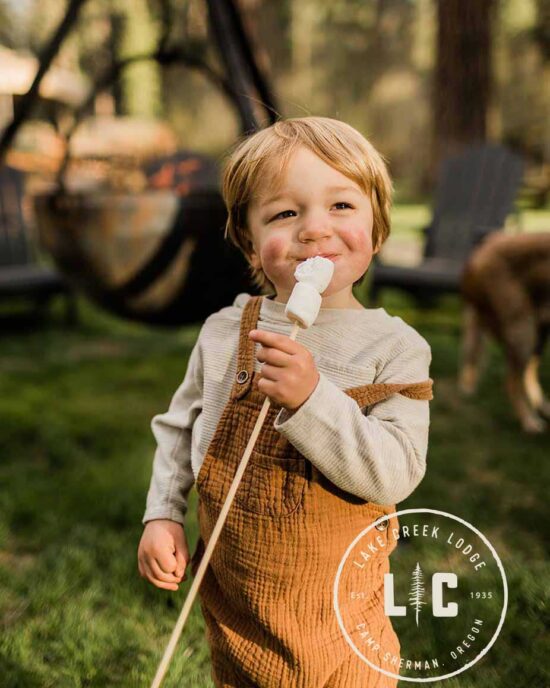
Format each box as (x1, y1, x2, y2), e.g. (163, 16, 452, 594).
(294, 255, 334, 292)
(285, 256, 335, 328)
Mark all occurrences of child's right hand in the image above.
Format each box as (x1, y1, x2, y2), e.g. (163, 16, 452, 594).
(137, 519, 190, 591)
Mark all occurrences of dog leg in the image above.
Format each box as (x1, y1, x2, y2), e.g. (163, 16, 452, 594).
(506, 361, 547, 433)
(524, 354, 550, 420)
(458, 305, 487, 395)
(500, 307, 548, 433)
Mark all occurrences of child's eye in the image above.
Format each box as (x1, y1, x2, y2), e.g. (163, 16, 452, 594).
(271, 210, 296, 221)
(270, 203, 352, 222)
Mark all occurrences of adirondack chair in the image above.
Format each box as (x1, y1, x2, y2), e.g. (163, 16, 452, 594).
(0, 165, 77, 323)
(368, 143, 525, 307)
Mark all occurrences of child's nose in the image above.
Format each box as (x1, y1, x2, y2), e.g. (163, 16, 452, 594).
(297, 212, 332, 242)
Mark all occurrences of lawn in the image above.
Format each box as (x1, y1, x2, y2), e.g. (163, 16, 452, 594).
(0, 212, 548, 687)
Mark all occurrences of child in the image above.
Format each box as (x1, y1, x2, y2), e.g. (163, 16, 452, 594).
(138, 116, 433, 687)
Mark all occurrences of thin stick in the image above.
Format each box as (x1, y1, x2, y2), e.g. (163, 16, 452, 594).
(150, 320, 301, 688)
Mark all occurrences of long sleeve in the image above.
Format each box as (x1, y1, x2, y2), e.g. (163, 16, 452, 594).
(142, 336, 203, 526)
(273, 335, 432, 505)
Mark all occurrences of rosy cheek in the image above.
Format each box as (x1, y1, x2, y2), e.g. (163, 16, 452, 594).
(342, 225, 373, 252)
(261, 236, 287, 262)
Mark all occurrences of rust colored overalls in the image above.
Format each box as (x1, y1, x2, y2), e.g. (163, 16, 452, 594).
(190, 295, 433, 687)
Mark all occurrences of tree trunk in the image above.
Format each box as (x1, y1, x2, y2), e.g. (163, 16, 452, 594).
(430, 0, 497, 185)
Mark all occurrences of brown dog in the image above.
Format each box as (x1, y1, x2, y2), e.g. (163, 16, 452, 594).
(459, 231, 550, 433)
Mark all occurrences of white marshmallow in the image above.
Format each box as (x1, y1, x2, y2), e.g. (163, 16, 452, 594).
(285, 256, 335, 328)
(294, 255, 334, 292)
(285, 283, 322, 328)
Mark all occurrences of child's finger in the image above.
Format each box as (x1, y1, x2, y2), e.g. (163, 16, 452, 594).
(142, 561, 179, 590)
(256, 346, 292, 368)
(154, 580, 179, 591)
(174, 554, 188, 579)
(172, 529, 190, 578)
(248, 329, 298, 354)
(156, 548, 178, 573)
(149, 557, 181, 583)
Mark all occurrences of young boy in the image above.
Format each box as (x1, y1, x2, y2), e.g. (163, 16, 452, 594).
(138, 116, 433, 687)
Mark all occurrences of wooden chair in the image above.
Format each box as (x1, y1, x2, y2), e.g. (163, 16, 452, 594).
(0, 165, 77, 323)
(368, 143, 525, 308)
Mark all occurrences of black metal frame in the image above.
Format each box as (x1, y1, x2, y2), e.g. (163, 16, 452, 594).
(0, 0, 279, 325)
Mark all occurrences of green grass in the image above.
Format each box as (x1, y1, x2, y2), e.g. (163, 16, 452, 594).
(0, 301, 214, 687)
(1, 211, 549, 686)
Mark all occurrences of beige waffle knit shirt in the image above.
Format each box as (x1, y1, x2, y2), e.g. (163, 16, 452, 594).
(142, 292, 432, 526)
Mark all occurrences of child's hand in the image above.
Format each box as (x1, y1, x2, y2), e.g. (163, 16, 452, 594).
(138, 519, 189, 591)
(248, 329, 320, 411)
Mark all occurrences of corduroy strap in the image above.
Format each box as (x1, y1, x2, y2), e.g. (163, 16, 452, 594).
(231, 295, 263, 400)
(346, 379, 434, 408)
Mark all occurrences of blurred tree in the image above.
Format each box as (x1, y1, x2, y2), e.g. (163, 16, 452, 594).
(25, 0, 162, 119)
(323, 0, 416, 103)
(253, 0, 291, 78)
(118, 0, 162, 118)
(431, 0, 497, 185)
(494, 0, 549, 206)
(533, 0, 549, 59)
(3, 0, 547, 203)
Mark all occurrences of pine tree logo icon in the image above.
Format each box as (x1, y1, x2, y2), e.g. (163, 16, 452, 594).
(408, 562, 427, 626)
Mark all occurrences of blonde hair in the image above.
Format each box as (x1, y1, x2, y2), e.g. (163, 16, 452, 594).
(221, 116, 393, 294)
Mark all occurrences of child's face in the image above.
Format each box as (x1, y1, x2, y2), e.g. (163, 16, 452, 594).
(247, 145, 379, 307)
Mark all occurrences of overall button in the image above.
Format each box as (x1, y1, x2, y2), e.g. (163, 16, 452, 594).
(236, 370, 249, 384)
(375, 517, 389, 531)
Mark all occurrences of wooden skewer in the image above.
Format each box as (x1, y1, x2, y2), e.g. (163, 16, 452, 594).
(150, 319, 302, 688)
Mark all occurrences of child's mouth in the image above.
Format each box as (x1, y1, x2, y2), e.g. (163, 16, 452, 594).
(295, 255, 339, 263)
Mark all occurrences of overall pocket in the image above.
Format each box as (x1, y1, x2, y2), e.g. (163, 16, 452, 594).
(235, 449, 307, 517)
